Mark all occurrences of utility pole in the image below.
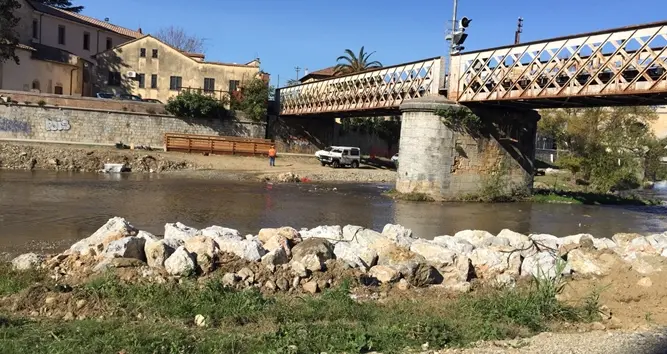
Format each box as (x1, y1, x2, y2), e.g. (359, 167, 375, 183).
(294, 66, 301, 81)
(450, 0, 458, 58)
(514, 17, 523, 45)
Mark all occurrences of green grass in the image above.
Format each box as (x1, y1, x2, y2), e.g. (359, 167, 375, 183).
(383, 189, 434, 202)
(0, 269, 601, 354)
(0, 264, 46, 296)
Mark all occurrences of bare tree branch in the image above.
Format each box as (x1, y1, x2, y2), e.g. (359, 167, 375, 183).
(154, 26, 206, 54)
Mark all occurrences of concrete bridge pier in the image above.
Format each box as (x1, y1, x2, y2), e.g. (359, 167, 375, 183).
(396, 96, 540, 200)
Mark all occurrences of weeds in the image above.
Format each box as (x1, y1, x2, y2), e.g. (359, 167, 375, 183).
(37, 100, 46, 107)
(383, 189, 434, 202)
(0, 264, 46, 296)
(0, 269, 600, 353)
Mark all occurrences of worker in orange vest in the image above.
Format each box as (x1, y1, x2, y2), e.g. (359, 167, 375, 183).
(268, 145, 276, 167)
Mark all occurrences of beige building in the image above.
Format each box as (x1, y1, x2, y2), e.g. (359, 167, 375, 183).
(94, 35, 263, 103)
(0, 0, 141, 96)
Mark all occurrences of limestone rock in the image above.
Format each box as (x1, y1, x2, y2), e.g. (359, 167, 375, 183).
(302, 280, 319, 294)
(469, 248, 521, 278)
(184, 236, 218, 273)
(625, 236, 656, 255)
(301, 253, 324, 272)
(612, 233, 644, 249)
(397, 278, 410, 290)
(290, 261, 308, 278)
(144, 239, 175, 268)
(630, 257, 662, 275)
(94, 257, 146, 272)
(261, 248, 289, 271)
(104, 236, 146, 261)
(258, 227, 300, 243)
(164, 222, 199, 244)
(164, 246, 196, 276)
(222, 273, 239, 287)
(382, 224, 415, 248)
(69, 217, 137, 255)
(521, 251, 562, 279)
(194, 314, 206, 327)
(301, 225, 343, 240)
(342, 225, 365, 242)
(528, 234, 560, 253)
(561, 234, 594, 247)
(443, 281, 471, 293)
(276, 277, 290, 291)
(333, 241, 378, 271)
(592, 238, 617, 251)
(346, 227, 396, 255)
(136, 231, 158, 242)
(369, 265, 400, 283)
(408, 263, 442, 286)
(439, 255, 473, 284)
(11, 253, 44, 271)
(198, 226, 241, 240)
(646, 233, 667, 253)
(291, 238, 334, 264)
(377, 246, 423, 277)
(264, 280, 277, 291)
(432, 236, 474, 255)
(497, 229, 532, 249)
(637, 277, 653, 287)
(454, 230, 494, 248)
(237, 267, 255, 282)
(410, 240, 456, 266)
(567, 249, 606, 276)
(218, 238, 266, 262)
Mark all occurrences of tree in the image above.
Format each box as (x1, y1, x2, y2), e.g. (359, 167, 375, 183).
(285, 79, 300, 87)
(0, 0, 21, 64)
(155, 26, 206, 53)
(165, 91, 228, 119)
(232, 78, 271, 122)
(33, 0, 83, 12)
(334, 46, 382, 75)
(541, 106, 658, 191)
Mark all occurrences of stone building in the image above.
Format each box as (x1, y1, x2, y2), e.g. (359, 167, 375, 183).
(0, 0, 142, 96)
(94, 35, 264, 104)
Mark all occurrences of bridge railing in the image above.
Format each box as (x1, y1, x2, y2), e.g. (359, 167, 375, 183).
(449, 21, 667, 103)
(277, 57, 445, 115)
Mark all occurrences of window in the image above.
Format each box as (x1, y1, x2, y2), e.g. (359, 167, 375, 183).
(138, 73, 145, 89)
(54, 85, 63, 95)
(108, 71, 121, 86)
(32, 19, 38, 39)
(229, 80, 240, 92)
(169, 76, 182, 90)
(151, 74, 158, 89)
(350, 148, 360, 156)
(140, 48, 146, 57)
(152, 49, 158, 58)
(58, 25, 65, 45)
(32, 80, 40, 91)
(106, 37, 112, 50)
(204, 78, 215, 92)
(83, 32, 90, 50)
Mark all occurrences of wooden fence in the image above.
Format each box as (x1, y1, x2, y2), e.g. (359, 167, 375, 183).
(164, 133, 274, 156)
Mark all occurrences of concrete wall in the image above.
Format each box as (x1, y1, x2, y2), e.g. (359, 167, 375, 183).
(267, 115, 335, 154)
(0, 103, 265, 148)
(95, 36, 260, 102)
(396, 97, 538, 200)
(0, 89, 163, 113)
(0, 49, 83, 95)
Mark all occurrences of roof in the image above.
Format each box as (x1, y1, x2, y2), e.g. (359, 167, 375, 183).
(27, 1, 143, 39)
(16, 43, 36, 51)
(182, 51, 205, 59)
(299, 66, 336, 82)
(95, 35, 261, 69)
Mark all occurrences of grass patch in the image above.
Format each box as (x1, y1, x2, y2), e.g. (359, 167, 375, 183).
(0, 269, 601, 353)
(383, 188, 434, 202)
(530, 189, 660, 206)
(0, 264, 46, 296)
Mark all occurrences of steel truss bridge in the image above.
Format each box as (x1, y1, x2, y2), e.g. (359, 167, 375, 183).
(277, 20, 667, 115)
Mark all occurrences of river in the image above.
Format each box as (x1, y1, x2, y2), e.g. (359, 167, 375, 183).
(1, 170, 667, 257)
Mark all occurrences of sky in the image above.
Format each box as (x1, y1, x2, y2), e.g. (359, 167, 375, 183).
(78, 0, 667, 88)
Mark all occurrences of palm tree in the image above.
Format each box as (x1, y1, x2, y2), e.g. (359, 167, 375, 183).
(334, 46, 382, 75)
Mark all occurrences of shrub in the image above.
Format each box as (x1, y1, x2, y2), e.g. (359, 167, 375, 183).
(231, 78, 270, 122)
(37, 100, 46, 107)
(165, 91, 228, 119)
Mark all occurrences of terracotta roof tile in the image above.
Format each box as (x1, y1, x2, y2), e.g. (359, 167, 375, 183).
(28, 1, 143, 39)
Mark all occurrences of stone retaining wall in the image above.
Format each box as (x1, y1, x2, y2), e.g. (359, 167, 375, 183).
(0, 103, 266, 148)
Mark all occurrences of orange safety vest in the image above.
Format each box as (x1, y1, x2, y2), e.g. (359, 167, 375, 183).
(268, 148, 276, 157)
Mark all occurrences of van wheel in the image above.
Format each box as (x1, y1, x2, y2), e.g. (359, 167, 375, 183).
(321, 161, 326, 166)
(351, 160, 359, 169)
(332, 160, 340, 168)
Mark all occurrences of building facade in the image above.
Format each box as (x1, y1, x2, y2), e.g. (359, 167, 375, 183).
(1, 0, 141, 96)
(94, 36, 263, 103)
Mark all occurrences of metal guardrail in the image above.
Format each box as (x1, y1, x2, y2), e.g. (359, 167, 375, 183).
(277, 57, 446, 115)
(164, 133, 273, 156)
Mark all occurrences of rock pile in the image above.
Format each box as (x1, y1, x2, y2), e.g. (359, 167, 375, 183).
(11, 217, 667, 293)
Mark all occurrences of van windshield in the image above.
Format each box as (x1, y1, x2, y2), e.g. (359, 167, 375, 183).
(331, 149, 342, 153)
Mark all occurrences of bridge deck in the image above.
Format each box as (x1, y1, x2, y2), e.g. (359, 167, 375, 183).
(448, 21, 667, 108)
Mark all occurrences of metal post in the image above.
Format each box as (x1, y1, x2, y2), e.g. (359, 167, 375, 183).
(446, 0, 458, 91)
(514, 17, 523, 45)
(294, 66, 301, 81)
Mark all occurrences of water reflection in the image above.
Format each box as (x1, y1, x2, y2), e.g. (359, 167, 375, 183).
(1, 170, 667, 256)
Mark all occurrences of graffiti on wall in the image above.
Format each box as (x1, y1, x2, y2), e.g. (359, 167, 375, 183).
(289, 136, 310, 147)
(45, 118, 71, 131)
(0, 117, 31, 134)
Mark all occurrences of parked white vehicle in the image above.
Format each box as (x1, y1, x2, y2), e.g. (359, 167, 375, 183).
(315, 146, 339, 160)
(318, 147, 361, 168)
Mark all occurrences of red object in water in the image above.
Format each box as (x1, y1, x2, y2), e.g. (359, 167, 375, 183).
(300, 177, 311, 183)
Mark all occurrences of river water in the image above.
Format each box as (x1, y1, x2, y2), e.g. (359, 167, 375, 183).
(1, 170, 667, 256)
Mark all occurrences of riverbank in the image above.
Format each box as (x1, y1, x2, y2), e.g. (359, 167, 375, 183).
(0, 142, 397, 183)
(5, 218, 667, 352)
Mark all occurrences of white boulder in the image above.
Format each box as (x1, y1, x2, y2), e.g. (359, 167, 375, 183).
(11, 253, 44, 271)
(301, 225, 343, 240)
(409, 240, 456, 266)
(164, 222, 199, 244)
(144, 239, 175, 268)
(333, 241, 378, 271)
(369, 265, 400, 283)
(454, 230, 494, 248)
(432, 236, 474, 255)
(164, 246, 196, 276)
(69, 217, 137, 255)
(382, 224, 416, 248)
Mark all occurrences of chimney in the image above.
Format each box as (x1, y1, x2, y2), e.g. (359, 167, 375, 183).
(304, 68, 309, 75)
(138, 27, 143, 34)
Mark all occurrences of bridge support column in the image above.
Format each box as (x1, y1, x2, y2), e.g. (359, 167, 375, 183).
(396, 96, 540, 201)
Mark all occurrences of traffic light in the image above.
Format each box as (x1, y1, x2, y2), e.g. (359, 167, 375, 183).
(451, 31, 468, 46)
(459, 17, 472, 29)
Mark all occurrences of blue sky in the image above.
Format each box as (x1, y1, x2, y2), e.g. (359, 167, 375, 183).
(78, 0, 666, 88)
